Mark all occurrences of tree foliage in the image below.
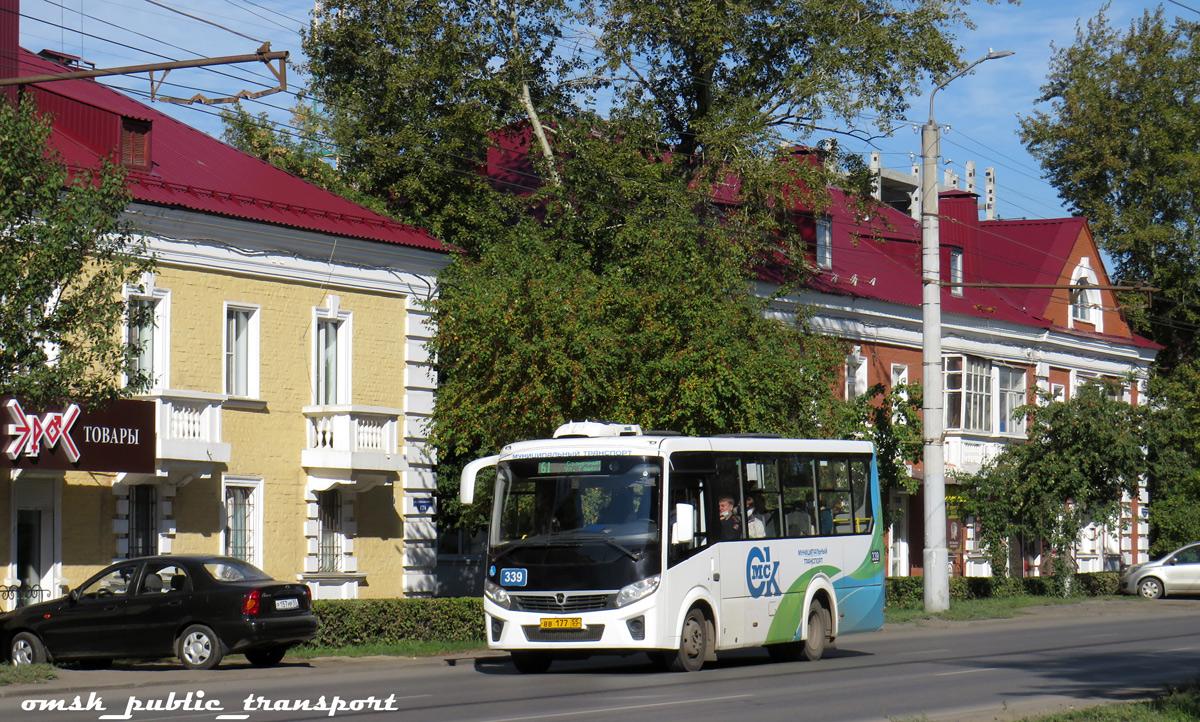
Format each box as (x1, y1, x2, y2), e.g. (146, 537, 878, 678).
(1020, 9, 1200, 363)
(220, 103, 388, 215)
(961, 382, 1149, 585)
(1144, 358, 1200, 556)
(0, 95, 153, 408)
(298, 0, 1006, 532)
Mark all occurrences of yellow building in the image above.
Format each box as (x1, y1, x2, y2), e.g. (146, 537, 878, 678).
(1, 45, 449, 610)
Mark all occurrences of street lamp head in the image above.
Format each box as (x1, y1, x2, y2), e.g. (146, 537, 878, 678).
(986, 49, 1016, 60)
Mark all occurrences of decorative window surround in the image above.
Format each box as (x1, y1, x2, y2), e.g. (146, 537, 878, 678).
(302, 486, 363, 599)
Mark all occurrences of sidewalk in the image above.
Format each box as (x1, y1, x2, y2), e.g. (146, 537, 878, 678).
(0, 651, 510, 700)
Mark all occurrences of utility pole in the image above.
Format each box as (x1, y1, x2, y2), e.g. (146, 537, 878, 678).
(0, 44, 288, 104)
(921, 49, 1013, 614)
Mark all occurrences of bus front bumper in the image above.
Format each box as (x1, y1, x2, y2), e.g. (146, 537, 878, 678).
(483, 595, 662, 652)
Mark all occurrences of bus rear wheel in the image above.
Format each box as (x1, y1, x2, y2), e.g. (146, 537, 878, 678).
(803, 603, 828, 662)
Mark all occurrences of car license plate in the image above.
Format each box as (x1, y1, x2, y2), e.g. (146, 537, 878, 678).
(540, 617, 582, 630)
(275, 597, 299, 611)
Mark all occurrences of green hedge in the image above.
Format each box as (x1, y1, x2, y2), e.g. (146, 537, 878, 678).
(886, 572, 1120, 606)
(304, 573, 1124, 648)
(306, 598, 485, 648)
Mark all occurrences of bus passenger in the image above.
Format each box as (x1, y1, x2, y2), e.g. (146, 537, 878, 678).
(745, 494, 766, 538)
(718, 496, 742, 539)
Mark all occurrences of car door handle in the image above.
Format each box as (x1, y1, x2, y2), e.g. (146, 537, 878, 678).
(104, 605, 119, 612)
(165, 599, 183, 606)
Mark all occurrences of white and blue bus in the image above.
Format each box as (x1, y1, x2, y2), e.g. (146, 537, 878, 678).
(459, 421, 885, 673)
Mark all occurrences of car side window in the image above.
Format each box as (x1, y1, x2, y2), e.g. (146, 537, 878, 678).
(139, 564, 187, 595)
(1176, 548, 1200, 565)
(79, 564, 138, 600)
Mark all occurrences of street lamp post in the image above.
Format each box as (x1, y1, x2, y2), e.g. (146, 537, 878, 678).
(921, 49, 1013, 613)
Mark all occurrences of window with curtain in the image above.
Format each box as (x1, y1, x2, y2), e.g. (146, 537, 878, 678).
(317, 318, 340, 405)
(129, 297, 157, 386)
(225, 307, 252, 397)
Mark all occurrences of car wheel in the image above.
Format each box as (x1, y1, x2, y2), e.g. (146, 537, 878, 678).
(509, 651, 552, 674)
(665, 608, 709, 672)
(1137, 577, 1165, 600)
(10, 632, 48, 666)
(176, 625, 224, 670)
(803, 603, 828, 662)
(244, 647, 287, 668)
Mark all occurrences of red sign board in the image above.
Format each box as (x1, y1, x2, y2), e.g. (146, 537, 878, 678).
(3, 398, 156, 473)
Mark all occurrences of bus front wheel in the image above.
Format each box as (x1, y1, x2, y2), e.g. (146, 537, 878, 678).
(663, 608, 709, 672)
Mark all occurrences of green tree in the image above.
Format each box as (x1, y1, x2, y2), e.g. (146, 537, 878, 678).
(1144, 358, 1200, 556)
(1020, 8, 1200, 363)
(0, 95, 153, 408)
(961, 382, 1149, 591)
(302, 0, 1004, 533)
(220, 103, 388, 215)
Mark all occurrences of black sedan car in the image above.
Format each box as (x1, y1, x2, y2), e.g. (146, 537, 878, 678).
(2, 555, 318, 670)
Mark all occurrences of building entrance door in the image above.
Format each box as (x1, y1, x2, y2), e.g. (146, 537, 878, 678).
(12, 477, 57, 609)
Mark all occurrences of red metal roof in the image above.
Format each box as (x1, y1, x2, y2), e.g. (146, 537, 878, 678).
(489, 122, 1157, 352)
(17, 48, 447, 254)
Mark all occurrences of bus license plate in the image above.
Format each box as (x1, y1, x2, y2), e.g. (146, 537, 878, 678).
(540, 618, 582, 630)
(275, 598, 299, 611)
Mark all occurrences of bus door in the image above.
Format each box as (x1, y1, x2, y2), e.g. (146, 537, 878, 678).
(665, 458, 719, 647)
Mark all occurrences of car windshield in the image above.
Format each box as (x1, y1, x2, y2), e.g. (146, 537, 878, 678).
(494, 455, 662, 546)
(204, 559, 272, 582)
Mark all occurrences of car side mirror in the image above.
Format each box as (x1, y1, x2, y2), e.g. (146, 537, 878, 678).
(68, 589, 80, 605)
(671, 502, 695, 544)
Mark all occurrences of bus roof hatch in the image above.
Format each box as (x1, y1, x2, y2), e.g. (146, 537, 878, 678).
(553, 421, 644, 438)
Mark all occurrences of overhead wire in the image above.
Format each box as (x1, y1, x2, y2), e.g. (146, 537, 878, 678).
(10, 1, 1167, 323)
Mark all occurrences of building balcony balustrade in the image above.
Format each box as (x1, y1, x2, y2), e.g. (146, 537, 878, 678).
(301, 405, 406, 484)
(138, 390, 232, 472)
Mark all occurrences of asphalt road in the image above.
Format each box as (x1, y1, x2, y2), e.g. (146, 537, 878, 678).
(4, 598, 1199, 722)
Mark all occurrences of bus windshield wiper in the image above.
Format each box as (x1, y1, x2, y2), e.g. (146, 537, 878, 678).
(575, 535, 642, 561)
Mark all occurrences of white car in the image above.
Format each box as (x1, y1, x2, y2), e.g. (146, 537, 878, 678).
(1120, 543, 1200, 599)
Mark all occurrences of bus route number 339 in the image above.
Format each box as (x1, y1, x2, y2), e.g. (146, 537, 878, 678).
(500, 568, 527, 586)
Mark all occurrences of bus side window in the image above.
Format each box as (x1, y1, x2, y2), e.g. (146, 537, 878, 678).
(850, 457, 874, 534)
(782, 456, 816, 537)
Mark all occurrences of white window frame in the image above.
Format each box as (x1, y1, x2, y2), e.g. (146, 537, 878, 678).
(124, 281, 170, 391)
(1067, 257, 1104, 332)
(844, 346, 868, 399)
(945, 355, 992, 433)
(997, 365, 1027, 437)
(223, 303, 261, 399)
(221, 477, 263, 567)
(816, 217, 833, 270)
(949, 248, 964, 297)
(313, 297, 352, 406)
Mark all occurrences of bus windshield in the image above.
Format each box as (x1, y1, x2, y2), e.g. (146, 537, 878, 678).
(494, 456, 662, 547)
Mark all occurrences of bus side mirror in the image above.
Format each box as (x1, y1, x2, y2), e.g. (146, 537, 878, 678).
(672, 503, 695, 544)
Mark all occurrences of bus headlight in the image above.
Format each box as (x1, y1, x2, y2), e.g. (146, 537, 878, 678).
(484, 578, 513, 610)
(615, 575, 660, 608)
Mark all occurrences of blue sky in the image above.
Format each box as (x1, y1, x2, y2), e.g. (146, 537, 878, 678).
(16, 0, 1192, 222)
